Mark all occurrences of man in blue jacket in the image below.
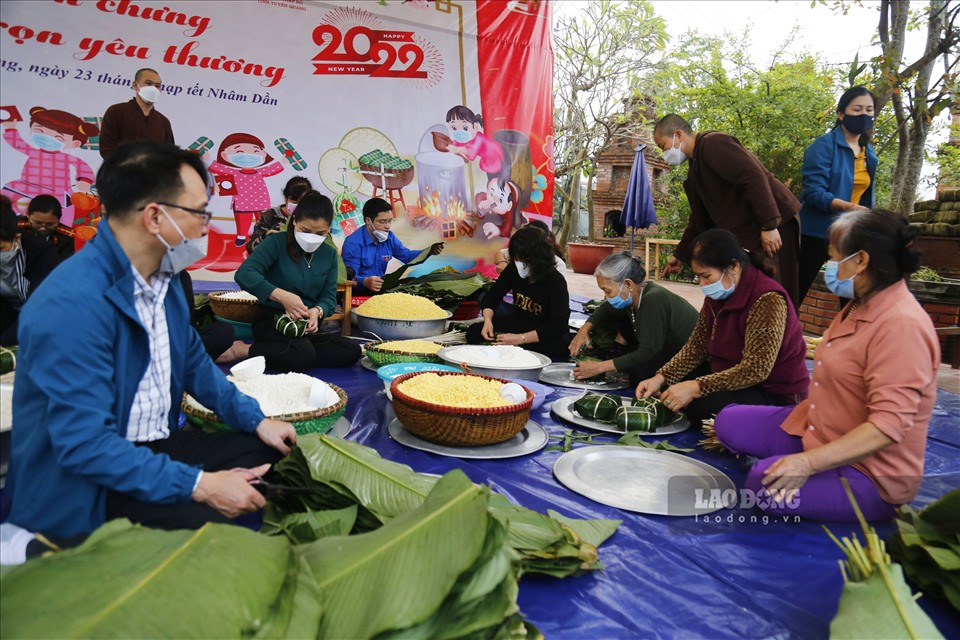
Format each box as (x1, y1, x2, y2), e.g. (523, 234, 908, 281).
(341, 197, 443, 295)
(6, 142, 296, 539)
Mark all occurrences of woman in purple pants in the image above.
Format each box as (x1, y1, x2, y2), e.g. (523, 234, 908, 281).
(715, 209, 939, 522)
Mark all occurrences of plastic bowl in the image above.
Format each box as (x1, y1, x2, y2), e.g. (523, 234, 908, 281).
(504, 378, 553, 411)
(376, 362, 461, 399)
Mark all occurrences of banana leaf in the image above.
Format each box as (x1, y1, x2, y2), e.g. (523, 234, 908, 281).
(0, 519, 306, 639)
(299, 470, 490, 639)
(827, 479, 947, 640)
(296, 435, 435, 523)
(546, 510, 621, 548)
(830, 564, 945, 639)
(381, 246, 435, 292)
(887, 490, 960, 612)
(260, 505, 358, 544)
(378, 517, 520, 640)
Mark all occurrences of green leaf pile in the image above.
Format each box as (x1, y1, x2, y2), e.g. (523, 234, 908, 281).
(1, 437, 619, 638)
(886, 490, 960, 613)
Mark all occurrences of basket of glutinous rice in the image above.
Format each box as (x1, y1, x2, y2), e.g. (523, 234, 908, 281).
(390, 371, 533, 446)
(364, 339, 444, 366)
(207, 290, 260, 323)
(182, 367, 347, 435)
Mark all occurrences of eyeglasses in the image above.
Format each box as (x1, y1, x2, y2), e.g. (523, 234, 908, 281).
(156, 202, 213, 225)
(28, 218, 59, 230)
(372, 217, 393, 226)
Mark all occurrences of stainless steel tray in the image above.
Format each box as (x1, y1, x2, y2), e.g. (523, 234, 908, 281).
(388, 419, 548, 459)
(437, 346, 550, 382)
(550, 395, 690, 436)
(539, 363, 630, 390)
(359, 356, 379, 372)
(329, 416, 351, 438)
(553, 445, 735, 516)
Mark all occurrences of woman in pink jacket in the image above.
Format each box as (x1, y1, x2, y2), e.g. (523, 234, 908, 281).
(209, 132, 283, 247)
(715, 209, 939, 522)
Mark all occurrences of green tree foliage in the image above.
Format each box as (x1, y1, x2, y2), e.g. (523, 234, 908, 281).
(644, 29, 838, 242)
(552, 0, 667, 249)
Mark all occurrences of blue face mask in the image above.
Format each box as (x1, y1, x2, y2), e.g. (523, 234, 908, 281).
(32, 133, 65, 152)
(450, 130, 471, 143)
(607, 282, 632, 309)
(229, 153, 263, 167)
(824, 253, 858, 299)
(700, 269, 736, 301)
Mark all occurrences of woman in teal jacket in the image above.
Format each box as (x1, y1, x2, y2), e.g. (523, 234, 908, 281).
(798, 86, 879, 302)
(236, 190, 361, 372)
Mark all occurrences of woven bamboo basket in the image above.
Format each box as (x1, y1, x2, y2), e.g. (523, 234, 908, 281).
(390, 371, 532, 446)
(207, 291, 260, 323)
(364, 340, 443, 367)
(181, 383, 348, 435)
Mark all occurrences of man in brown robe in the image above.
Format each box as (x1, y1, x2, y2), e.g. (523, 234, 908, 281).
(99, 68, 175, 159)
(653, 114, 801, 307)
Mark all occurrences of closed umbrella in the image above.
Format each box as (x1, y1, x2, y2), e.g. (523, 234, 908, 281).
(620, 145, 657, 252)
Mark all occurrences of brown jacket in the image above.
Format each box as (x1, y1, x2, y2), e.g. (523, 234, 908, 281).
(675, 131, 801, 306)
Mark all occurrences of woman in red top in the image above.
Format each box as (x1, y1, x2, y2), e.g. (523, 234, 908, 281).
(714, 210, 939, 522)
(635, 229, 808, 426)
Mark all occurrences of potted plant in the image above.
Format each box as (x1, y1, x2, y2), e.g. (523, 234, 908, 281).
(567, 239, 617, 274)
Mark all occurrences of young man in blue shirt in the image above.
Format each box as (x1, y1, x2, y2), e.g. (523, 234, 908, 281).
(341, 197, 443, 295)
(6, 142, 296, 542)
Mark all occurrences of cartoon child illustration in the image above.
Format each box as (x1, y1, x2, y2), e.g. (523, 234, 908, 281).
(476, 177, 521, 239)
(2, 107, 99, 212)
(444, 106, 508, 178)
(208, 132, 284, 247)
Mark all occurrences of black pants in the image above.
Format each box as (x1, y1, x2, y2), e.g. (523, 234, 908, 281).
(250, 312, 361, 372)
(678, 364, 797, 427)
(465, 314, 572, 362)
(0, 298, 20, 346)
(798, 234, 829, 306)
(106, 430, 283, 531)
(197, 321, 235, 361)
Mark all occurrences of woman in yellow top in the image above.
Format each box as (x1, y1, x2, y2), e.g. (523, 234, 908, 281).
(797, 86, 879, 302)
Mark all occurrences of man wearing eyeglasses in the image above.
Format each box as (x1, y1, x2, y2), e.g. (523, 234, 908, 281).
(5, 142, 296, 544)
(341, 197, 444, 295)
(99, 68, 175, 160)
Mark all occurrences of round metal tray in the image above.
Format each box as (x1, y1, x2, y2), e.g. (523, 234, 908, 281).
(550, 395, 690, 436)
(553, 445, 736, 516)
(388, 418, 548, 459)
(539, 363, 630, 390)
(360, 356, 379, 372)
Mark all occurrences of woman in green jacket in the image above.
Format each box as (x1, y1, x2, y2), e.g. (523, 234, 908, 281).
(570, 252, 699, 385)
(236, 191, 361, 372)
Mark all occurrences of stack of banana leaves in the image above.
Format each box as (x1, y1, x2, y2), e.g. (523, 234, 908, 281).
(573, 393, 678, 433)
(388, 267, 492, 312)
(1, 436, 619, 639)
(886, 490, 960, 614)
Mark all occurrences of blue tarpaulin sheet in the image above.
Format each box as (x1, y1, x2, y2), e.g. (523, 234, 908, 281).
(314, 360, 960, 638)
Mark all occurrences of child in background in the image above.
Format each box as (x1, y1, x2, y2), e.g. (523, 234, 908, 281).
(444, 105, 506, 178)
(208, 132, 284, 247)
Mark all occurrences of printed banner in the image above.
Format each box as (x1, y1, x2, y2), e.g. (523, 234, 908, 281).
(0, 0, 554, 275)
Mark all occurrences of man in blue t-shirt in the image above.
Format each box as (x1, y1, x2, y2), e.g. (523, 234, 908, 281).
(341, 197, 444, 294)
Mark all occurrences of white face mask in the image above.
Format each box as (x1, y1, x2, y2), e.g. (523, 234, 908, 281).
(156, 208, 208, 275)
(514, 260, 531, 279)
(295, 230, 326, 253)
(662, 134, 687, 166)
(137, 84, 161, 104)
(372, 229, 389, 242)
